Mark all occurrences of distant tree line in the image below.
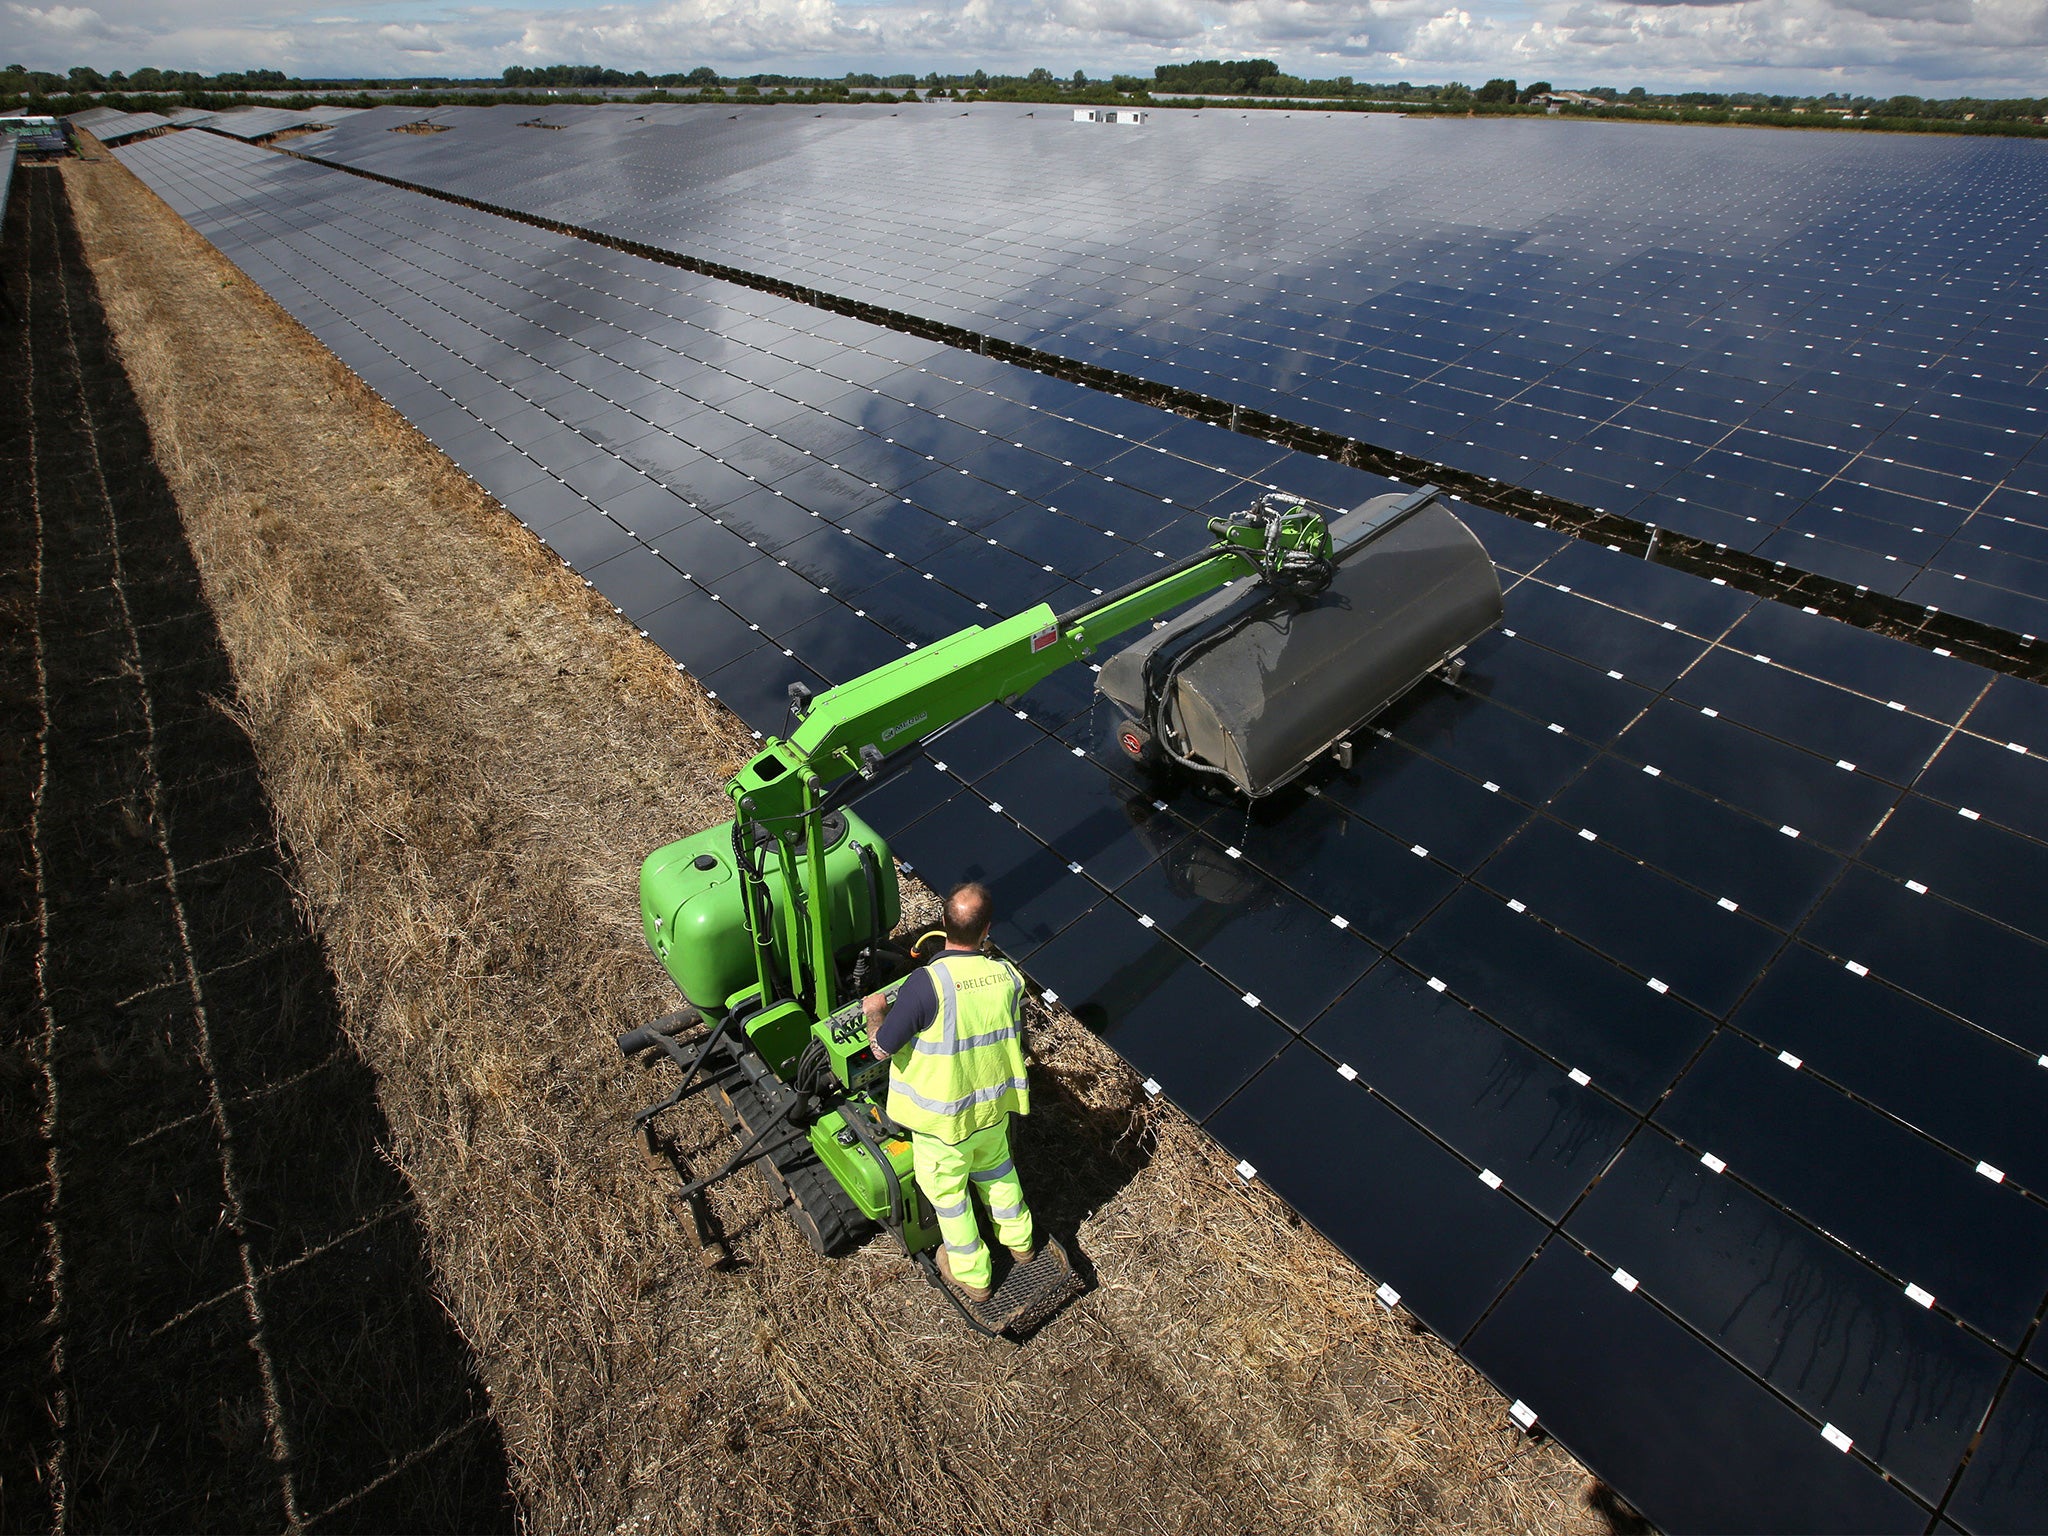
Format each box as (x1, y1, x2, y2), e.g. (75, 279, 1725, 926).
(1442, 74, 2047, 122)
(1134, 62, 2046, 122)
(6, 57, 2044, 137)
(5, 62, 299, 94)
(499, 65, 719, 87)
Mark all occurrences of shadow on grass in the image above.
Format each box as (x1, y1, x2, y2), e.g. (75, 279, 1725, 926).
(0, 163, 514, 1533)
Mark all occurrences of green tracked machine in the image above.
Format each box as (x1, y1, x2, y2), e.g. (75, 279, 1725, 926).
(619, 487, 1502, 1336)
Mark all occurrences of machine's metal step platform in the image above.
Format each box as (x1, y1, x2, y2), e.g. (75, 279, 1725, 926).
(924, 1236, 1082, 1338)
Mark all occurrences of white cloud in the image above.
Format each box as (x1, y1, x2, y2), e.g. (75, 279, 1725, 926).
(1045, 0, 1208, 45)
(7, 2, 127, 40)
(3, 0, 2044, 93)
(506, 0, 881, 64)
(377, 20, 445, 50)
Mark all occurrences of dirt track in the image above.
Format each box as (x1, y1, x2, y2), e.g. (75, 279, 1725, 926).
(41, 146, 1616, 1534)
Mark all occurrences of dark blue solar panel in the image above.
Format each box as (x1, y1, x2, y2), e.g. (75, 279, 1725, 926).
(1465, 1245, 1928, 1535)
(117, 126, 2048, 1534)
(282, 103, 2048, 642)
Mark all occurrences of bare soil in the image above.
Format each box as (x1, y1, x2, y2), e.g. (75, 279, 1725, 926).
(52, 147, 1617, 1534)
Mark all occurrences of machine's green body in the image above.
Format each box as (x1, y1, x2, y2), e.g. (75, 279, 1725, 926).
(640, 810, 899, 1049)
(809, 1104, 936, 1242)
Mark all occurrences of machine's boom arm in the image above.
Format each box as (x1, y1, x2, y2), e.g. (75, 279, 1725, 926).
(729, 497, 1335, 826)
(774, 560, 1217, 793)
(722, 497, 1337, 1019)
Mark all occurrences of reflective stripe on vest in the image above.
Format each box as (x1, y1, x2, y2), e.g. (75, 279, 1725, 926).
(914, 959, 1024, 1055)
(891, 1075, 1033, 1118)
(887, 952, 1031, 1141)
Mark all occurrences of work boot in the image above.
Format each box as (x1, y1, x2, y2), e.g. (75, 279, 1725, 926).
(938, 1246, 992, 1303)
(1007, 1241, 1035, 1265)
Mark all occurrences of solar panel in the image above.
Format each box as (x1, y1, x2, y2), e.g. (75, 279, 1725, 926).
(291, 104, 2048, 645)
(117, 127, 2048, 1533)
(70, 110, 172, 145)
(201, 107, 342, 142)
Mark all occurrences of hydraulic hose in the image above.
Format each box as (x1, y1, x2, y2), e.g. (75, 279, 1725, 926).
(839, 1101, 906, 1235)
(791, 1036, 837, 1124)
(733, 818, 791, 1004)
(1139, 592, 1283, 786)
(847, 838, 885, 1001)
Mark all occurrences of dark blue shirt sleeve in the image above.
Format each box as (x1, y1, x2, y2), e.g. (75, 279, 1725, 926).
(873, 967, 937, 1057)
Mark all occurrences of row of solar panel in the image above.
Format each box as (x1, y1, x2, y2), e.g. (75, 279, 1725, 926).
(64, 108, 172, 145)
(66, 105, 360, 146)
(117, 127, 2048, 1534)
(188, 105, 362, 140)
(297, 105, 2048, 642)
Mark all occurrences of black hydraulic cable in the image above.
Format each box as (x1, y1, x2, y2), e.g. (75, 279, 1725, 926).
(733, 818, 792, 1005)
(837, 1101, 906, 1237)
(847, 838, 885, 1001)
(913, 1249, 1009, 1340)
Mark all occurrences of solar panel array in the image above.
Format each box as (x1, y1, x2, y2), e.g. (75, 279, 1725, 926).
(64, 107, 172, 145)
(118, 125, 2048, 1534)
(201, 106, 359, 142)
(296, 105, 2048, 643)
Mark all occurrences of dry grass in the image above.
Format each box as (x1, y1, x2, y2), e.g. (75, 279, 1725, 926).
(61, 149, 1611, 1535)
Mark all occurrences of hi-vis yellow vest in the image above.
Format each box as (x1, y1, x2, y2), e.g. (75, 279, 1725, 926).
(886, 953, 1031, 1142)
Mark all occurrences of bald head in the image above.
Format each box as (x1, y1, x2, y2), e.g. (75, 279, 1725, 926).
(943, 882, 993, 948)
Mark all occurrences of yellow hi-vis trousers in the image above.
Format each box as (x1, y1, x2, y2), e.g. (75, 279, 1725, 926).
(913, 1115, 1032, 1292)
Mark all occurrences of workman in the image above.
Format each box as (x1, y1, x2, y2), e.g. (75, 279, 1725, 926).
(864, 882, 1033, 1303)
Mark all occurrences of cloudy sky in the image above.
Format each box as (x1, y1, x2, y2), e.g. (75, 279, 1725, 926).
(5, 0, 2045, 95)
